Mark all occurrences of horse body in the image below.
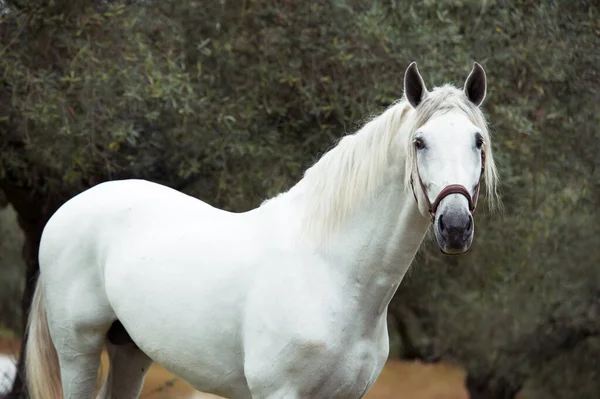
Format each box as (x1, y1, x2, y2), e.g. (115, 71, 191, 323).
(39, 169, 424, 398)
(25, 62, 498, 399)
(39, 180, 258, 397)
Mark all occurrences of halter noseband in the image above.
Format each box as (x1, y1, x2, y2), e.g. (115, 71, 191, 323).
(411, 151, 486, 222)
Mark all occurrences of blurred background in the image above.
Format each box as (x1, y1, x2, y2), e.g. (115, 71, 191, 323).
(0, 0, 598, 398)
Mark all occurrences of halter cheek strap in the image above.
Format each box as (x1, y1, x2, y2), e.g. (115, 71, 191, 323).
(411, 151, 485, 222)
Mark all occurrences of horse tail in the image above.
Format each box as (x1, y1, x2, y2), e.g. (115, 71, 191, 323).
(25, 278, 63, 399)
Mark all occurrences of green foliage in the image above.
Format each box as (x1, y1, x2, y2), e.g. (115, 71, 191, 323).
(0, 0, 598, 396)
(518, 337, 600, 399)
(0, 2, 202, 193)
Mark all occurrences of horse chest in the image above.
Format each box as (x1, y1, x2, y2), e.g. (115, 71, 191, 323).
(244, 310, 389, 399)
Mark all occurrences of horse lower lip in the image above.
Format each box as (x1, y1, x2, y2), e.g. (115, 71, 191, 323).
(441, 248, 463, 255)
(436, 231, 472, 255)
(441, 243, 471, 255)
(439, 241, 470, 255)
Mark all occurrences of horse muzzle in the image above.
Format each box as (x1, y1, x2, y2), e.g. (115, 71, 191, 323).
(433, 204, 474, 255)
(411, 173, 481, 255)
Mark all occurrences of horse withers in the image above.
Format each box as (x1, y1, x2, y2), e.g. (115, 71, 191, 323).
(25, 62, 498, 399)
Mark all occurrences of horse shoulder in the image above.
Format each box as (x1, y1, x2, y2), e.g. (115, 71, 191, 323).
(243, 258, 343, 366)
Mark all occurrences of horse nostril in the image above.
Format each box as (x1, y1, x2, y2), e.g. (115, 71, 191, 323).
(466, 215, 473, 232)
(438, 214, 445, 233)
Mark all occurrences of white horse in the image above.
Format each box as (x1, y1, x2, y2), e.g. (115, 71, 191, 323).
(25, 62, 498, 399)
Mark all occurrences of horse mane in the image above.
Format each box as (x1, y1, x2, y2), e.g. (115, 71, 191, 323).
(272, 84, 499, 242)
(289, 100, 412, 240)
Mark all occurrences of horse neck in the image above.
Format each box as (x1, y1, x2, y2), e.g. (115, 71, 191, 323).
(283, 104, 431, 318)
(321, 180, 430, 318)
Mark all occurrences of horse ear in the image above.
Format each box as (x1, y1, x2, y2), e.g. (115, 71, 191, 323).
(404, 62, 428, 108)
(464, 62, 487, 106)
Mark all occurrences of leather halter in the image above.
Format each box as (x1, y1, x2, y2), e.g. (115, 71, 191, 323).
(411, 151, 486, 222)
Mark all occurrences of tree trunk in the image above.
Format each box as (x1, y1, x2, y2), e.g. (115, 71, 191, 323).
(0, 180, 64, 399)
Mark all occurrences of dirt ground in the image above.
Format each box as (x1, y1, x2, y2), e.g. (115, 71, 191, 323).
(1, 338, 468, 399)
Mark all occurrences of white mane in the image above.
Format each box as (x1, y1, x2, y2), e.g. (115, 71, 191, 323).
(272, 84, 499, 241)
(289, 100, 412, 240)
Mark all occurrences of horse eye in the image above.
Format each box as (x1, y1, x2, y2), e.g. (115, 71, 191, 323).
(475, 134, 484, 149)
(414, 137, 425, 150)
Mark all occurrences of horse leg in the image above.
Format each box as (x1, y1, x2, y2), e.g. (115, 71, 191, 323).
(44, 297, 109, 399)
(42, 272, 115, 398)
(254, 388, 301, 399)
(97, 339, 153, 399)
(245, 359, 304, 399)
(26, 279, 106, 399)
(53, 331, 105, 399)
